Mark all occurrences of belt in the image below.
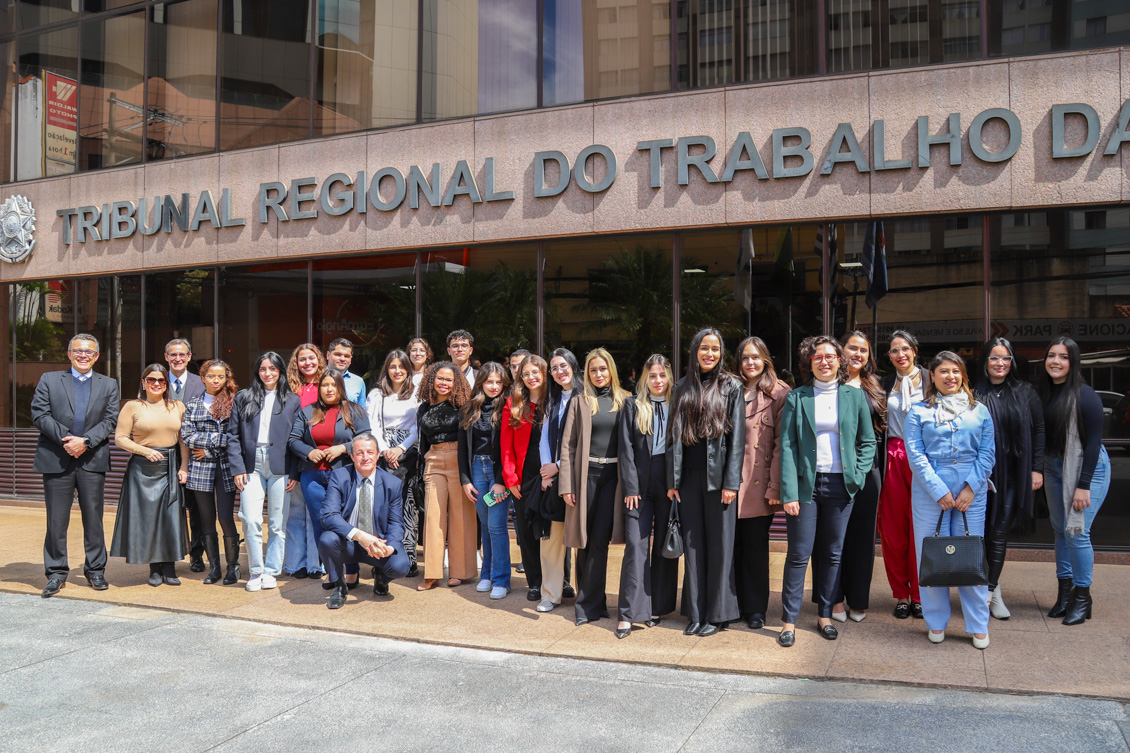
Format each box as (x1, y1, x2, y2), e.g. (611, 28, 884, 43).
(588, 456, 618, 465)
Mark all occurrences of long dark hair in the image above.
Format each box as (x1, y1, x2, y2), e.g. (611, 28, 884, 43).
(974, 338, 1027, 457)
(671, 328, 738, 445)
(135, 363, 174, 408)
(735, 336, 779, 397)
(377, 349, 415, 400)
(239, 351, 292, 422)
(840, 330, 887, 432)
(311, 369, 361, 430)
(460, 362, 509, 429)
(547, 347, 580, 413)
(1038, 336, 1086, 457)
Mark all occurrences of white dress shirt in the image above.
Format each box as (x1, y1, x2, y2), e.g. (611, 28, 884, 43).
(346, 471, 379, 542)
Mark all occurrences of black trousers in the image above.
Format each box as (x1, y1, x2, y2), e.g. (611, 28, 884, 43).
(618, 454, 678, 622)
(680, 443, 739, 625)
(827, 466, 879, 610)
(781, 473, 854, 623)
(190, 479, 238, 539)
(43, 466, 108, 579)
(986, 485, 1017, 589)
(576, 464, 617, 620)
(186, 497, 204, 559)
(734, 514, 774, 618)
(513, 471, 542, 589)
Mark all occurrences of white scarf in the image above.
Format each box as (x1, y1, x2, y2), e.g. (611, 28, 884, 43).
(933, 391, 971, 426)
(895, 367, 921, 413)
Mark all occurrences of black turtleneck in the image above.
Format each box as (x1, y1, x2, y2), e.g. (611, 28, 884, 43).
(471, 395, 497, 455)
(590, 385, 618, 459)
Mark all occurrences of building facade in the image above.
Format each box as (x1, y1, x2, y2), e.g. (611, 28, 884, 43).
(1, 0, 1127, 549)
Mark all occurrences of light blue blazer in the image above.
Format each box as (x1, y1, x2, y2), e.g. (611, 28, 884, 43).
(904, 401, 996, 503)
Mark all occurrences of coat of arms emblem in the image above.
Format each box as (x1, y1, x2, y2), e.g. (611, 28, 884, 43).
(0, 195, 36, 263)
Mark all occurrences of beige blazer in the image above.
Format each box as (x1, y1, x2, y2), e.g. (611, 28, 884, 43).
(558, 395, 626, 549)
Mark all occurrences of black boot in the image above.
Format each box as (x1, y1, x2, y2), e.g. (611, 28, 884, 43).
(202, 534, 222, 584)
(222, 535, 241, 585)
(1047, 578, 1074, 618)
(1062, 586, 1092, 626)
(187, 504, 205, 572)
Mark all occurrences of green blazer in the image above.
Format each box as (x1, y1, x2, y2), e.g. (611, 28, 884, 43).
(779, 383, 876, 504)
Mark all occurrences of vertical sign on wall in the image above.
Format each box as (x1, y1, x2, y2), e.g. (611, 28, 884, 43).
(43, 71, 77, 176)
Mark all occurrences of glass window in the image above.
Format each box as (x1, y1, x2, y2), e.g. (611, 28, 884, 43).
(148, 0, 219, 161)
(683, 226, 822, 383)
(11, 280, 75, 427)
(421, 0, 537, 121)
(676, 0, 818, 90)
(990, 206, 1130, 550)
(219, 262, 309, 386)
(317, 0, 418, 134)
(144, 269, 217, 380)
(312, 253, 417, 387)
(18, 0, 78, 31)
(79, 11, 146, 171)
(82, 275, 143, 389)
(17, 26, 79, 180)
(544, 0, 671, 107)
(0, 42, 15, 184)
(833, 216, 984, 365)
(543, 235, 673, 384)
(420, 244, 537, 367)
(220, 0, 312, 150)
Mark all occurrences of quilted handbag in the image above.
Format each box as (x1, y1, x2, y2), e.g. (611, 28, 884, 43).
(918, 509, 988, 587)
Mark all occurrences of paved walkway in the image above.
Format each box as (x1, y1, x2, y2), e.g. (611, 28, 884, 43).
(2, 505, 1128, 701)
(2, 593, 1128, 753)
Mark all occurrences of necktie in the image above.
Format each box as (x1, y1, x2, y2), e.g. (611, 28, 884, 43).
(358, 478, 374, 536)
(172, 377, 182, 400)
(652, 401, 664, 454)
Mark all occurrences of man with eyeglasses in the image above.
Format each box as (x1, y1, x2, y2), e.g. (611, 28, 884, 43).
(30, 334, 121, 597)
(447, 329, 477, 388)
(164, 338, 207, 571)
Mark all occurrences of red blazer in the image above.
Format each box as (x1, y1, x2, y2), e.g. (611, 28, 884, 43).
(500, 396, 538, 488)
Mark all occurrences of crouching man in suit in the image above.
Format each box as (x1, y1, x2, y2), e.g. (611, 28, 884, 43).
(319, 432, 410, 609)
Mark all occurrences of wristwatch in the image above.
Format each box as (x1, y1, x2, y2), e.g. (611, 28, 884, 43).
(82, 436, 92, 448)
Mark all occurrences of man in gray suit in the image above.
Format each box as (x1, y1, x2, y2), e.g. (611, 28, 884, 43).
(164, 337, 206, 569)
(30, 334, 121, 597)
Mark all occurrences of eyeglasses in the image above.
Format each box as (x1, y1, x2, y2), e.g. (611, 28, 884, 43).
(811, 355, 839, 364)
(987, 356, 1013, 364)
(144, 377, 167, 386)
(889, 347, 913, 355)
(69, 349, 97, 357)
(449, 343, 470, 351)
(166, 353, 190, 359)
(550, 365, 571, 374)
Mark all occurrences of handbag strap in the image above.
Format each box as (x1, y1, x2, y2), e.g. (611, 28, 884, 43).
(668, 499, 681, 526)
(933, 508, 973, 536)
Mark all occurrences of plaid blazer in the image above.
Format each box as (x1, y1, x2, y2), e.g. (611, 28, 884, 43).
(181, 397, 236, 493)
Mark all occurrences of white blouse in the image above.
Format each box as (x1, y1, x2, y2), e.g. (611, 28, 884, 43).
(367, 388, 421, 453)
(813, 378, 842, 474)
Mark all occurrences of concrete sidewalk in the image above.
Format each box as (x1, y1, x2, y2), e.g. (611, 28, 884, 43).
(2, 504, 1128, 701)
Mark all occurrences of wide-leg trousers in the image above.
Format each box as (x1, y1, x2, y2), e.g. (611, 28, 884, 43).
(680, 443, 739, 625)
(422, 442, 477, 581)
(878, 438, 920, 602)
(574, 463, 617, 621)
(619, 454, 679, 622)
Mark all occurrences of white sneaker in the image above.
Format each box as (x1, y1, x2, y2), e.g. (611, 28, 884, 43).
(536, 599, 555, 613)
(988, 586, 1011, 620)
(490, 586, 508, 600)
(476, 579, 492, 593)
(245, 576, 263, 592)
(260, 573, 277, 590)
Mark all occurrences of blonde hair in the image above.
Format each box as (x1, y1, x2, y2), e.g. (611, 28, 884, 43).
(634, 354, 673, 435)
(581, 348, 629, 415)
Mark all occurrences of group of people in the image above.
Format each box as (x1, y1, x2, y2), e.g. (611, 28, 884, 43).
(31, 325, 1110, 649)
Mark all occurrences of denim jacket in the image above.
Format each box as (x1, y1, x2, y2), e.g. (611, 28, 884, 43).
(904, 401, 996, 503)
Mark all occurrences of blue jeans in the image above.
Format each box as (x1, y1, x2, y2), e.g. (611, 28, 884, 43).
(238, 446, 291, 577)
(1045, 448, 1110, 588)
(283, 481, 320, 574)
(472, 455, 511, 589)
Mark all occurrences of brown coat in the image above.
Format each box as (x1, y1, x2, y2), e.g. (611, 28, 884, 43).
(736, 380, 790, 518)
(558, 395, 626, 549)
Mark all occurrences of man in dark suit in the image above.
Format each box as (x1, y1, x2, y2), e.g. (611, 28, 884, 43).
(30, 333, 121, 597)
(164, 337, 207, 570)
(319, 432, 410, 609)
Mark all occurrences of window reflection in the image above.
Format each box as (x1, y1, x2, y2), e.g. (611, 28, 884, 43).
(827, 0, 979, 73)
(0, 43, 14, 183)
(80, 11, 146, 170)
(144, 268, 217, 374)
(148, 0, 219, 160)
(16, 27, 79, 179)
(17, 1, 78, 32)
(989, 0, 1130, 58)
(10, 280, 76, 427)
(220, 262, 310, 385)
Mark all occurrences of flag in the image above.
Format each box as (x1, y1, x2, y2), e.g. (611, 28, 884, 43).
(816, 223, 839, 304)
(735, 228, 755, 310)
(862, 221, 888, 310)
(773, 227, 794, 275)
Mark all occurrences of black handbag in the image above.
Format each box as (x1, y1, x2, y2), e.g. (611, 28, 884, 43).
(918, 509, 988, 587)
(661, 499, 684, 559)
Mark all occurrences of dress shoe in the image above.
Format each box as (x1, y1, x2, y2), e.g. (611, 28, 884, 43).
(85, 573, 109, 591)
(848, 610, 867, 623)
(778, 630, 795, 647)
(747, 614, 765, 630)
(373, 572, 390, 596)
(972, 634, 990, 649)
(526, 587, 541, 602)
(515, 562, 525, 573)
(447, 578, 462, 588)
(536, 599, 556, 613)
(344, 577, 359, 591)
(291, 567, 309, 579)
(562, 583, 576, 599)
(327, 584, 347, 610)
(1048, 578, 1073, 618)
(575, 615, 590, 626)
(148, 564, 163, 587)
(321, 579, 336, 591)
(645, 617, 662, 628)
(417, 579, 438, 591)
(927, 630, 945, 644)
(615, 624, 632, 639)
(820, 624, 838, 641)
(162, 563, 181, 586)
(42, 577, 65, 597)
(684, 622, 702, 636)
(988, 586, 1011, 620)
(697, 622, 723, 637)
(1062, 585, 1092, 626)
(911, 601, 924, 619)
(831, 610, 848, 623)
(407, 564, 419, 578)
(189, 553, 206, 573)
(894, 601, 911, 619)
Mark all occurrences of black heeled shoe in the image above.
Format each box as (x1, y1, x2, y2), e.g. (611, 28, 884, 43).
(645, 617, 662, 628)
(1048, 578, 1074, 618)
(684, 622, 702, 636)
(291, 567, 309, 579)
(1062, 586, 1092, 626)
(747, 614, 765, 630)
(575, 616, 590, 627)
(778, 630, 795, 647)
(615, 624, 631, 639)
(162, 562, 181, 586)
(148, 564, 163, 587)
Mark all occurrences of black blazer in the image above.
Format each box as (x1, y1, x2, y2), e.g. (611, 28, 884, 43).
(666, 375, 746, 493)
(545, 391, 576, 465)
(226, 389, 302, 479)
(30, 370, 121, 474)
(457, 414, 504, 487)
(289, 403, 371, 472)
(618, 396, 662, 500)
